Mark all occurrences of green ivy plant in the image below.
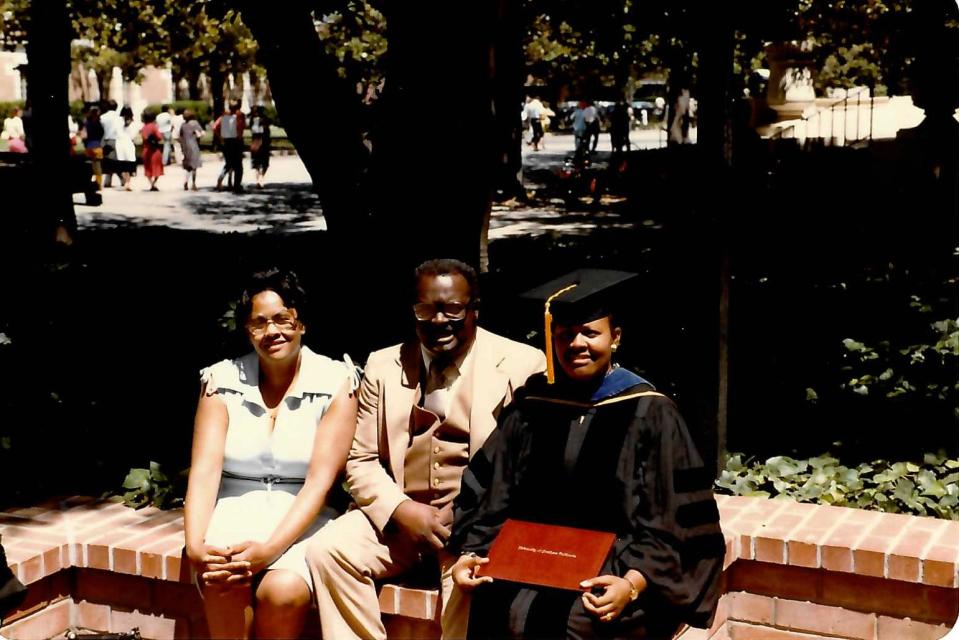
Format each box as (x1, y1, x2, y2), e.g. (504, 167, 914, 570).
(219, 300, 239, 334)
(715, 451, 959, 520)
(116, 462, 185, 510)
(838, 296, 958, 411)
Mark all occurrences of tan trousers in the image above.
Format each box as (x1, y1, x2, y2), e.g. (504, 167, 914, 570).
(307, 509, 469, 640)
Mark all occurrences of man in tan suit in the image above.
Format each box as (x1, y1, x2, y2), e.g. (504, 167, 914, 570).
(307, 258, 546, 639)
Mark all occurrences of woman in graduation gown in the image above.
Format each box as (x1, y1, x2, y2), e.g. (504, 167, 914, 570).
(449, 269, 726, 640)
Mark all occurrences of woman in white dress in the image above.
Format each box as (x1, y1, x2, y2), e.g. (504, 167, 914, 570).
(115, 106, 138, 191)
(184, 268, 358, 639)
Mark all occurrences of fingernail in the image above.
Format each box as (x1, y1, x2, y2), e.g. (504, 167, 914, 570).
(579, 580, 589, 587)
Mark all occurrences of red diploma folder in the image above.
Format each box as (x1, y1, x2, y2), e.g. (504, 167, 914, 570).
(475, 519, 616, 591)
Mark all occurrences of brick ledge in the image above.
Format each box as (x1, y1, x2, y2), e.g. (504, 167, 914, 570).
(718, 495, 959, 588)
(2, 495, 958, 638)
(6, 495, 957, 589)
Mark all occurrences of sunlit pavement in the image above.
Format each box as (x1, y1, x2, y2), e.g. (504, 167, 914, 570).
(521, 127, 675, 157)
(74, 152, 325, 234)
(75, 130, 684, 237)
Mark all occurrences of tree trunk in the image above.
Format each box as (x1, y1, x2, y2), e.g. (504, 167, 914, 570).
(372, 1, 502, 271)
(192, 70, 202, 101)
(235, 2, 369, 237)
(491, 0, 526, 202)
(695, 8, 734, 170)
(482, 0, 526, 272)
(183, 66, 199, 101)
(693, 5, 736, 471)
(20, 0, 75, 246)
(237, 0, 508, 273)
(208, 63, 225, 120)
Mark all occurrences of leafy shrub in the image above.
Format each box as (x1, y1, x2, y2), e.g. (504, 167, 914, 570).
(259, 104, 280, 127)
(116, 462, 185, 510)
(69, 100, 86, 123)
(145, 100, 214, 127)
(0, 101, 25, 121)
(144, 101, 282, 129)
(839, 299, 958, 410)
(715, 451, 959, 520)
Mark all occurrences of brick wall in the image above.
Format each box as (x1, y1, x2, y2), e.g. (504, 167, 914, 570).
(2, 495, 957, 640)
(0, 497, 204, 640)
(675, 496, 959, 640)
(0, 50, 26, 102)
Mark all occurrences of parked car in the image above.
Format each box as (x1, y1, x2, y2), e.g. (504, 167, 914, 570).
(626, 100, 652, 127)
(596, 101, 616, 121)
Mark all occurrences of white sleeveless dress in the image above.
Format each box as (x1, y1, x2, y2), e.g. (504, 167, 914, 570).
(199, 346, 356, 591)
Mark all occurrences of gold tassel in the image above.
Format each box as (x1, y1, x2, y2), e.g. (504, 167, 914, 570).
(544, 308, 555, 383)
(543, 284, 578, 384)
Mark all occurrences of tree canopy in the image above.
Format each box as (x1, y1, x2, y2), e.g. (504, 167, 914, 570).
(1, 0, 940, 108)
(1, 0, 260, 102)
(314, 1, 387, 91)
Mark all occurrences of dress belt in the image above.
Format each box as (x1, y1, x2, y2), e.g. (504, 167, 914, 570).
(221, 469, 305, 491)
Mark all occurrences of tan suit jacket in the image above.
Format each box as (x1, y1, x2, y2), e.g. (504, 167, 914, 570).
(347, 327, 546, 532)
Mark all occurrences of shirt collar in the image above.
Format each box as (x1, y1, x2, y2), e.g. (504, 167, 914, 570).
(420, 340, 473, 379)
(287, 346, 328, 398)
(235, 345, 330, 406)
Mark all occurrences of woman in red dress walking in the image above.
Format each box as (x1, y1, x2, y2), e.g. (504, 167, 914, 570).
(140, 111, 164, 191)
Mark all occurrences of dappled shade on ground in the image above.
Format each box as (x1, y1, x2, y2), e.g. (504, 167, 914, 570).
(77, 182, 327, 234)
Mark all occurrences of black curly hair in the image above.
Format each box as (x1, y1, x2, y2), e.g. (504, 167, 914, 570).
(237, 268, 309, 332)
(412, 258, 480, 303)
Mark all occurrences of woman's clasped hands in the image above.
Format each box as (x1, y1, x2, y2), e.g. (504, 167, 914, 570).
(187, 542, 261, 589)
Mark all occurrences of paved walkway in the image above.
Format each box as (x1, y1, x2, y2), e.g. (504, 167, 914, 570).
(74, 130, 673, 238)
(75, 153, 326, 234)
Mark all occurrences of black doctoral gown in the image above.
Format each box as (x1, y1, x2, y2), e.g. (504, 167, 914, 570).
(450, 368, 725, 640)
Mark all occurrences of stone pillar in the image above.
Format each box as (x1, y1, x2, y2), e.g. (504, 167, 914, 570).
(0, 51, 28, 101)
(241, 72, 252, 112)
(160, 65, 174, 104)
(109, 67, 124, 108)
(86, 68, 100, 102)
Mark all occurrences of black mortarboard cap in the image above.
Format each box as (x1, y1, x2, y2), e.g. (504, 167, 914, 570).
(521, 268, 639, 383)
